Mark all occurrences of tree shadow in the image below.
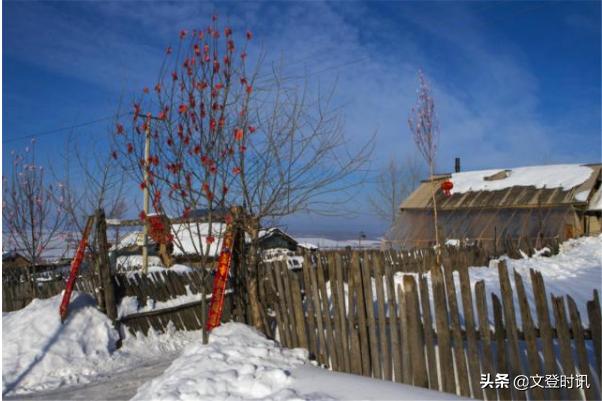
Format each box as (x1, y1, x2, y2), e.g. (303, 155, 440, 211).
(2, 294, 95, 396)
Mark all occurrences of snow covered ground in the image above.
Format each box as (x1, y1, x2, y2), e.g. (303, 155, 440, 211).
(4, 235, 599, 400)
(3, 295, 465, 400)
(3, 359, 174, 400)
(401, 234, 602, 326)
(133, 323, 465, 401)
(2, 292, 199, 397)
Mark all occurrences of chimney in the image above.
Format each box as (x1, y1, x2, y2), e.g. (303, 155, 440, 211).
(455, 157, 461, 173)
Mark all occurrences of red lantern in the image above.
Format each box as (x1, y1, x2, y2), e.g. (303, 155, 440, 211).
(441, 180, 454, 197)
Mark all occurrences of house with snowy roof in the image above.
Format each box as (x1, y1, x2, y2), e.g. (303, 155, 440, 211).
(112, 224, 302, 270)
(383, 163, 602, 252)
(2, 231, 79, 275)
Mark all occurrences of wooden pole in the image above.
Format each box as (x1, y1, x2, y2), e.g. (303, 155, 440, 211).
(96, 209, 117, 322)
(142, 121, 151, 274)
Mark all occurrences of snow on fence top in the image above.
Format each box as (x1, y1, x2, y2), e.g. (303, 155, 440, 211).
(450, 164, 593, 194)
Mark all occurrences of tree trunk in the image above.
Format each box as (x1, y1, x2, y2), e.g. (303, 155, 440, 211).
(96, 209, 117, 322)
(245, 218, 268, 334)
(429, 163, 441, 264)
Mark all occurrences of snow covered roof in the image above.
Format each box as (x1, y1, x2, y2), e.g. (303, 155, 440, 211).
(257, 227, 298, 248)
(113, 224, 304, 257)
(450, 164, 594, 194)
(400, 163, 602, 210)
(2, 231, 79, 264)
(170, 222, 227, 257)
(112, 222, 228, 257)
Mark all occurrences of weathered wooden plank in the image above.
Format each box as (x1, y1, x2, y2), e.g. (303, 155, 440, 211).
(397, 283, 412, 384)
(458, 266, 482, 399)
(530, 269, 561, 400)
(167, 271, 188, 295)
(327, 253, 344, 372)
(587, 290, 601, 384)
(431, 265, 455, 394)
(419, 274, 439, 391)
(290, 270, 308, 349)
(272, 262, 291, 348)
(404, 275, 428, 388)
(282, 262, 300, 348)
(191, 295, 205, 329)
(181, 305, 195, 331)
(492, 293, 511, 401)
(171, 308, 186, 331)
(361, 251, 381, 379)
(334, 253, 351, 373)
(497, 261, 526, 401)
(443, 265, 471, 397)
(552, 296, 580, 401)
(348, 262, 362, 375)
(302, 254, 318, 361)
(352, 251, 371, 376)
(308, 254, 328, 365)
(373, 253, 391, 381)
(128, 274, 145, 307)
(475, 281, 497, 401)
(162, 274, 181, 307)
(567, 295, 596, 401)
(384, 257, 402, 383)
(513, 269, 545, 401)
(317, 255, 338, 369)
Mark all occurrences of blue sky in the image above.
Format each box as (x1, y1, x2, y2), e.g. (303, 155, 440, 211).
(3, 1, 601, 237)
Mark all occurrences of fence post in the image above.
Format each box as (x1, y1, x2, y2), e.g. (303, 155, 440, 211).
(96, 209, 117, 322)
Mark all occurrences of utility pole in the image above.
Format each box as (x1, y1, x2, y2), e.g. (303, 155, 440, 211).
(142, 118, 151, 274)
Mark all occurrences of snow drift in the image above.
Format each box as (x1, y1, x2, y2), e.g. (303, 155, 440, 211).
(2, 292, 202, 396)
(133, 322, 465, 401)
(132, 323, 309, 401)
(2, 292, 120, 395)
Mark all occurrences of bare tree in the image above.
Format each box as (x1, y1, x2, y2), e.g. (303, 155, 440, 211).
(113, 17, 372, 332)
(54, 135, 129, 250)
(235, 70, 373, 226)
(2, 140, 67, 287)
(408, 70, 441, 253)
(113, 20, 249, 268)
(234, 67, 373, 332)
(369, 155, 423, 223)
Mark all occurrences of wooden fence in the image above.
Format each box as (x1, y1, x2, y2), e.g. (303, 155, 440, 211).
(2, 274, 97, 312)
(114, 269, 237, 337)
(1, 267, 237, 343)
(262, 251, 601, 401)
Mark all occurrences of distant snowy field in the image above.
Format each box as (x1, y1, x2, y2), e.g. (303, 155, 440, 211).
(296, 236, 382, 249)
